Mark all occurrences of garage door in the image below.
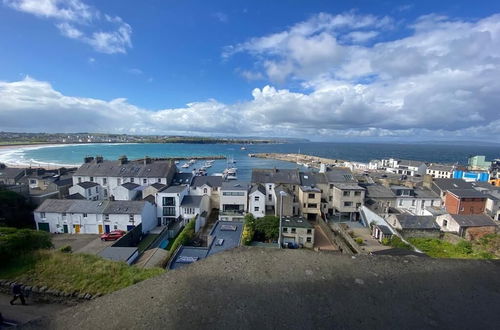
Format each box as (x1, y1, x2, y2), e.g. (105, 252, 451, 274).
(38, 222, 50, 232)
(283, 237, 295, 244)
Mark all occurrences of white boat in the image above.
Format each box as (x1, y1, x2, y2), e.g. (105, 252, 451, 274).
(206, 160, 215, 164)
(188, 159, 196, 164)
(240, 146, 246, 150)
(181, 163, 190, 168)
(204, 163, 212, 168)
(224, 167, 237, 175)
(226, 175, 237, 180)
(174, 160, 180, 164)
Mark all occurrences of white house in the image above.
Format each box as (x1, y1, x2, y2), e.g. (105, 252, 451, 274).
(249, 184, 266, 218)
(155, 185, 189, 226)
(426, 164, 455, 179)
(68, 181, 102, 200)
(34, 199, 156, 234)
(189, 176, 223, 209)
(219, 181, 249, 221)
(112, 182, 141, 201)
(180, 195, 210, 233)
(391, 186, 442, 216)
(382, 158, 427, 176)
(72, 156, 176, 200)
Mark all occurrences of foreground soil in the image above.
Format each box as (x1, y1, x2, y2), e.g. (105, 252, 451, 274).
(25, 247, 500, 330)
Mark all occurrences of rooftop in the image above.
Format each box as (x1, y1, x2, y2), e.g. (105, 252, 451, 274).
(281, 216, 314, 229)
(249, 183, 266, 195)
(207, 221, 244, 256)
(447, 189, 487, 199)
(364, 184, 396, 199)
(190, 175, 223, 188)
(449, 214, 497, 227)
(74, 157, 174, 178)
(98, 247, 138, 263)
(432, 178, 474, 192)
(180, 195, 203, 208)
(121, 182, 140, 190)
(395, 215, 439, 230)
(221, 181, 249, 191)
(77, 181, 99, 189)
(160, 185, 188, 194)
(251, 168, 300, 184)
(35, 199, 149, 214)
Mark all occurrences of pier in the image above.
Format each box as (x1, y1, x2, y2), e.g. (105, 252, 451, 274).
(249, 153, 344, 168)
(151, 155, 226, 161)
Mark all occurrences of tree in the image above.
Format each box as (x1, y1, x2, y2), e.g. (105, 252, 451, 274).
(0, 188, 36, 228)
(255, 216, 279, 242)
(242, 214, 256, 245)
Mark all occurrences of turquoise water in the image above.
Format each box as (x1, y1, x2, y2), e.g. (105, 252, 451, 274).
(2, 142, 499, 181)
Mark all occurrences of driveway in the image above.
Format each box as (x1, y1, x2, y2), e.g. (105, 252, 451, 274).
(313, 225, 338, 251)
(350, 227, 392, 253)
(51, 234, 114, 255)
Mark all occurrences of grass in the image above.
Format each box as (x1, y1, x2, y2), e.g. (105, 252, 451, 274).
(137, 234, 159, 253)
(1, 250, 164, 295)
(409, 236, 498, 259)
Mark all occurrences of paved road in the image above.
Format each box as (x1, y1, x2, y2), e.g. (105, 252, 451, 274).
(51, 234, 114, 255)
(27, 248, 500, 330)
(0, 293, 67, 327)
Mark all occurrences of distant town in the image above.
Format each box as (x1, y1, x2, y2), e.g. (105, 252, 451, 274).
(0, 131, 288, 146)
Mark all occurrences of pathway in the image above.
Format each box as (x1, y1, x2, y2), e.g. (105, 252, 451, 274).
(313, 225, 338, 251)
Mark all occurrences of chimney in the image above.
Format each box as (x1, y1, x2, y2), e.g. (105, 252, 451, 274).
(84, 156, 94, 163)
(96, 155, 104, 163)
(118, 155, 128, 165)
(144, 156, 152, 165)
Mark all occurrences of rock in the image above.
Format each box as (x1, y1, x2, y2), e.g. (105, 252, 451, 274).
(84, 293, 92, 300)
(65, 292, 73, 297)
(25, 286, 33, 292)
(78, 293, 86, 299)
(354, 278, 365, 285)
(39, 286, 48, 292)
(32, 286, 39, 293)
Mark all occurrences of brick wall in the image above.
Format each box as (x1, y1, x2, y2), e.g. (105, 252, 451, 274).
(445, 194, 486, 215)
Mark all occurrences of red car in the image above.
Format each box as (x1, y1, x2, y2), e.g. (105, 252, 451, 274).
(100, 230, 126, 241)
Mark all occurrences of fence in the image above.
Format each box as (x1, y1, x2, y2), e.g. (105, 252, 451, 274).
(112, 223, 143, 247)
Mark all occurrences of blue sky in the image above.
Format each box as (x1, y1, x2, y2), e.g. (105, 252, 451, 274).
(0, 0, 499, 141)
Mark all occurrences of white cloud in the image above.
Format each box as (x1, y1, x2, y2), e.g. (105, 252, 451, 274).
(3, 0, 132, 54)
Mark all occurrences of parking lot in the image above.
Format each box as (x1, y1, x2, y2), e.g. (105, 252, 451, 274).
(51, 234, 114, 255)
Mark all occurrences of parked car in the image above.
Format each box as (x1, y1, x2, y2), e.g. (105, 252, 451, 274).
(100, 230, 126, 241)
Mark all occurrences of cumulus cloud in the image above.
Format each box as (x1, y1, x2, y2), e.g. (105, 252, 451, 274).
(3, 0, 132, 54)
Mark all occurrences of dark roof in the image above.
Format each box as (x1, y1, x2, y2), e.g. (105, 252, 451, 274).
(77, 181, 99, 189)
(103, 201, 148, 214)
(191, 176, 223, 188)
(221, 181, 249, 191)
(180, 195, 203, 208)
(428, 164, 454, 172)
(160, 185, 188, 193)
(207, 221, 244, 256)
(35, 199, 148, 214)
(75, 158, 174, 178)
(281, 217, 314, 229)
(432, 179, 473, 192)
(324, 167, 356, 183)
(447, 189, 487, 199)
(169, 246, 209, 270)
(121, 182, 140, 190)
(374, 224, 393, 235)
(364, 184, 396, 199)
(150, 182, 166, 190)
(172, 172, 193, 185)
(395, 215, 439, 229)
(249, 184, 266, 195)
(449, 214, 497, 227)
(143, 195, 156, 204)
(413, 188, 439, 199)
(98, 247, 138, 263)
(251, 168, 300, 184)
(54, 178, 73, 187)
(66, 193, 85, 200)
(0, 167, 25, 180)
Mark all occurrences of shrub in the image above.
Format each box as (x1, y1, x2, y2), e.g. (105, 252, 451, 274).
(382, 236, 412, 250)
(168, 218, 196, 253)
(255, 216, 279, 242)
(355, 237, 364, 245)
(242, 214, 256, 245)
(59, 245, 72, 253)
(0, 227, 52, 262)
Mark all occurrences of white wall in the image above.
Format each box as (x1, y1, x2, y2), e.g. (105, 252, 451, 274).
(249, 190, 265, 218)
(396, 197, 442, 216)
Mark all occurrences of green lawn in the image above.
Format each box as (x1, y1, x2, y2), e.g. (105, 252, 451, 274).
(137, 234, 159, 252)
(1, 250, 164, 295)
(408, 236, 498, 259)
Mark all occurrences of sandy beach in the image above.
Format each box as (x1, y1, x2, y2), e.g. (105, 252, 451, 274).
(0, 143, 79, 169)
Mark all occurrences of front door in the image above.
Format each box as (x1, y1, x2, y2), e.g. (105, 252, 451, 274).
(105, 225, 110, 233)
(98, 224, 103, 234)
(74, 224, 80, 233)
(63, 224, 68, 233)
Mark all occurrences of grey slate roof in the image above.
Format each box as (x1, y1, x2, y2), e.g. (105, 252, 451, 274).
(282, 217, 314, 229)
(395, 215, 439, 230)
(74, 158, 174, 178)
(450, 214, 497, 227)
(121, 182, 140, 190)
(191, 176, 223, 188)
(249, 184, 266, 195)
(98, 247, 138, 263)
(448, 189, 487, 199)
(77, 181, 99, 189)
(251, 168, 300, 184)
(221, 181, 249, 191)
(413, 188, 439, 199)
(0, 167, 25, 180)
(375, 224, 393, 235)
(324, 168, 356, 183)
(428, 164, 454, 172)
(364, 184, 396, 199)
(67, 193, 85, 200)
(333, 182, 364, 190)
(35, 199, 148, 215)
(150, 182, 166, 190)
(181, 195, 203, 208)
(160, 185, 188, 194)
(432, 179, 473, 192)
(171, 172, 193, 185)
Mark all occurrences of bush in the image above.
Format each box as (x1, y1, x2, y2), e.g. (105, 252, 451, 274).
(355, 237, 364, 245)
(0, 227, 52, 262)
(242, 214, 256, 245)
(382, 236, 412, 250)
(59, 245, 72, 253)
(255, 216, 279, 242)
(168, 218, 196, 253)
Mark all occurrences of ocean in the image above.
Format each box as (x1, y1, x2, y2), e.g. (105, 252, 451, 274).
(1, 142, 499, 181)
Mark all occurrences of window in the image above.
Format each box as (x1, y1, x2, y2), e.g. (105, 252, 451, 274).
(291, 228, 296, 233)
(307, 229, 312, 234)
(399, 199, 403, 206)
(130, 178, 135, 183)
(117, 178, 121, 185)
(343, 191, 350, 196)
(356, 203, 361, 208)
(103, 178, 107, 185)
(83, 213, 88, 218)
(29, 179, 37, 184)
(163, 207, 176, 216)
(162, 197, 175, 206)
(143, 179, 147, 184)
(254, 206, 259, 212)
(268, 194, 272, 201)
(329, 196, 332, 202)
(78, 177, 82, 183)
(104, 189, 108, 197)
(412, 200, 416, 206)
(104, 214, 109, 221)
(90, 177, 94, 182)
(329, 184, 333, 189)
(62, 212, 66, 217)
(283, 227, 288, 233)
(306, 237, 312, 243)
(308, 193, 315, 199)
(114, 225, 118, 230)
(254, 196, 260, 201)
(40, 212, 46, 218)
(268, 185, 272, 190)
(95, 187, 98, 193)
(129, 214, 134, 222)
(222, 191, 245, 196)
(203, 188, 208, 194)
(307, 203, 318, 208)
(157, 178, 162, 183)
(354, 191, 361, 196)
(344, 201, 353, 207)
(443, 219, 448, 227)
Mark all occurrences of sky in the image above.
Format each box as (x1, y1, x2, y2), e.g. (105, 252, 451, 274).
(0, 0, 499, 142)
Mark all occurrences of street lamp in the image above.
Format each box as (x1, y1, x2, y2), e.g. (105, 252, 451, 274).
(278, 191, 288, 248)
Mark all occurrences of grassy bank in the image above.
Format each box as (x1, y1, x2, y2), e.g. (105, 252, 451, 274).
(409, 235, 499, 259)
(1, 250, 164, 294)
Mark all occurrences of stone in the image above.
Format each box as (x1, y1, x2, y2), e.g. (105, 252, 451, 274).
(32, 286, 39, 293)
(84, 293, 92, 300)
(78, 293, 86, 299)
(39, 286, 48, 292)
